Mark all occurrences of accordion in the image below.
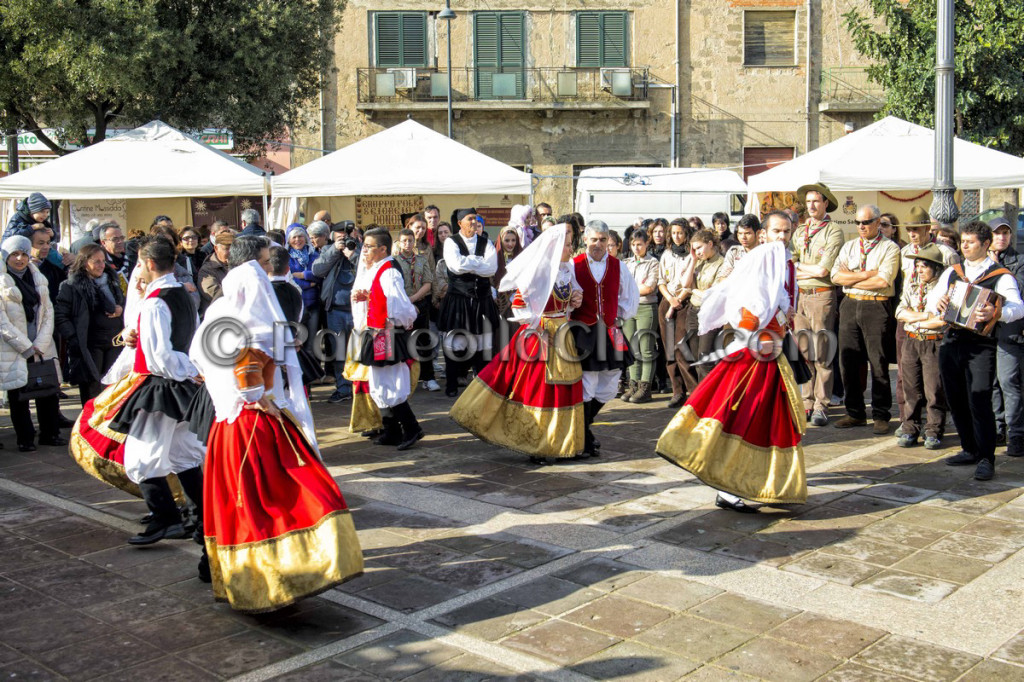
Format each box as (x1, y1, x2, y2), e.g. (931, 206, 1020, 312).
(943, 280, 1004, 336)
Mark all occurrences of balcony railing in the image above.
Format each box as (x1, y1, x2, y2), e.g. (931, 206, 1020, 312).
(356, 67, 651, 109)
(819, 67, 885, 112)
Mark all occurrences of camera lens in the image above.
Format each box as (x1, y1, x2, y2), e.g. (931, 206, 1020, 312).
(344, 238, 358, 250)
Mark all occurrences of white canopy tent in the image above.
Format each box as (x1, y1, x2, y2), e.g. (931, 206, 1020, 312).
(0, 121, 269, 199)
(746, 116, 1024, 211)
(269, 119, 533, 229)
(0, 121, 269, 241)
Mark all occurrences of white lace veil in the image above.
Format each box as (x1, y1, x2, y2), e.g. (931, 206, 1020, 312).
(497, 223, 568, 328)
(698, 241, 789, 335)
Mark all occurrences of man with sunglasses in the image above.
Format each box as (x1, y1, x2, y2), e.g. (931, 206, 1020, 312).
(831, 204, 901, 435)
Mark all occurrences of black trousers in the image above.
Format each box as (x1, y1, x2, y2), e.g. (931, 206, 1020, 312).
(838, 297, 893, 421)
(940, 333, 998, 462)
(445, 353, 485, 393)
(79, 346, 121, 406)
(8, 387, 60, 447)
(139, 466, 204, 528)
(413, 301, 435, 382)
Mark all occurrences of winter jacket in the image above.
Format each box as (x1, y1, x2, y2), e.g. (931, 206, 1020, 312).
(996, 246, 1024, 345)
(312, 242, 357, 311)
(2, 199, 54, 240)
(54, 269, 124, 384)
(197, 254, 230, 316)
(288, 248, 321, 310)
(0, 262, 57, 390)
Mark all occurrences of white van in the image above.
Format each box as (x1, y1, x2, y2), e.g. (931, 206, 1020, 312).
(574, 167, 748, 231)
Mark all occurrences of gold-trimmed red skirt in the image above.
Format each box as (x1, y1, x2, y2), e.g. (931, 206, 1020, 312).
(656, 348, 807, 504)
(451, 317, 584, 458)
(70, 372, 143, 496)
(204, 409, 364, 613)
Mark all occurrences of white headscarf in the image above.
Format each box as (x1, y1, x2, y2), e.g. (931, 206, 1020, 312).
(498, 223, 568, 328)
(698, 241, 789, 335)
(189, 260, 319, 453)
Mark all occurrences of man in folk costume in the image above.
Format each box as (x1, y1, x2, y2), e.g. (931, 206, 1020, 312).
(657, 212, 806, 513)
(106, 238, 205, 544)
(570, 220, 640, 458)
(438, 208, 500, 397)
(451, 225, 585, 463)
(931, 221, 1024, 481)
(190, 257, 363, 613)
(353, 227, 423, 450)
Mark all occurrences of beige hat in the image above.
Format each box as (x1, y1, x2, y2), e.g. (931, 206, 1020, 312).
(905, 206, 931, 227)
(796, 182, 838, 213)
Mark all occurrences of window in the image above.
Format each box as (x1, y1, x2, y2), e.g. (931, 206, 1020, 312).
(576, 11, 629, 68)
(374, 11, 428, 67)
(474, 11, 526, 99)
(742, 147, 794, 182)
(743, 11, 796, 67)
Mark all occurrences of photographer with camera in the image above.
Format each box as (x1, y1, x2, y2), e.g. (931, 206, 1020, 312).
(313, 220, 360, 403)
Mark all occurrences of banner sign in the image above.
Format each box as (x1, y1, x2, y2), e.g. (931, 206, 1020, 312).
(191, 196, 263, 229)
(355, 195, 424, 230)
(69, 199, 129, 240)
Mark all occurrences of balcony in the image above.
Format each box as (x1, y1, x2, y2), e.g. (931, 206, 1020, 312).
(819, 67, 885, 113)
(356, 67, 651, 114)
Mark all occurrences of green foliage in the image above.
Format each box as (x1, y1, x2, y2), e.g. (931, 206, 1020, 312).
(0, 0, 343, 156)
(845, 0, 1024, 155)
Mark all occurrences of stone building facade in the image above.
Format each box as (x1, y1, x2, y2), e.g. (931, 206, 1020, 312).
(293, 0, 880, 212)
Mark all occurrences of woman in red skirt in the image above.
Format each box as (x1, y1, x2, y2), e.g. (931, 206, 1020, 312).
(191, 259, 363, 612)
(657, 215, 807, 512)
(451, 225, 586, 463)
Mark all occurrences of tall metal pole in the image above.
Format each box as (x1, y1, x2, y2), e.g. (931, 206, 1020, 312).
(446, 17, 454, 139)
(930, 0, 958, 228)
(5, 130, 19, 174)
(440, 0, 456, 139)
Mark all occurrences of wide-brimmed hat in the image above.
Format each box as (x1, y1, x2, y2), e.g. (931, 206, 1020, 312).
(912, 243, 945, 268)
(796, 183, 838, 213)
(904, 206, 932, 228)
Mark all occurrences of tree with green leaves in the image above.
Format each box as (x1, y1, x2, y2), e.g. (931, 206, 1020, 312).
(0, 0, 343, 156)
(845, 0, 1024, 155)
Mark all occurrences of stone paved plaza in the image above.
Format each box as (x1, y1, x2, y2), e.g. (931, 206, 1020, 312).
(2, 384, 1024, 681)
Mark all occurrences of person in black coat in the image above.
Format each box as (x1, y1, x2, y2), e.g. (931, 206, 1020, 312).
(54, 245, 125, 405)
(268, 245, 322, 386)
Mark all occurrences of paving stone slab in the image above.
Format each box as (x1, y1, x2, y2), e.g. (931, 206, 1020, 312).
(334, 629, 464, 679)
(713, 636, 841, 682)
(571, 640, 700, 681)
(767, 611, 886, 659)
(615, 574, 723, 612)
(429, 597, 546, 641)
(562, 594, 673, 638)
(502, 618, 620, 665)
(634, 614, 756, 661)
(853, 635, 981, 682)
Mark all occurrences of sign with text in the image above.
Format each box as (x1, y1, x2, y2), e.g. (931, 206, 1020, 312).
(355, 195, 424, 230)
(475, 207, 512, 234)
(191, 196, 263, 229)
(69, 199, 129, 239)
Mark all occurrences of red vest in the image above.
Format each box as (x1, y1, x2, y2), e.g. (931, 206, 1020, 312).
(367, 260, 394, 329)
(572, 254, 620, 327)
(133, 289, 160, 375)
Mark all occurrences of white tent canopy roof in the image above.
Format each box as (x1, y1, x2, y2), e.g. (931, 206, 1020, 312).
(576, 167, 747, 193)
(0, 121, 268, 199)
(271, 119, 532, 198)
(747, 116, 1024, 192)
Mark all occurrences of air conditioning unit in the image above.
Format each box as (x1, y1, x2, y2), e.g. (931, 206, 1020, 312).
(387, 67, 417, 89)
(599, 67, 631, 89)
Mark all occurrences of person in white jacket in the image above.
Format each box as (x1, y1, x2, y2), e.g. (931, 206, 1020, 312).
(0, 235, 64, 452)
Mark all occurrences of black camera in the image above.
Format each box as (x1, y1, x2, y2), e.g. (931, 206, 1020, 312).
(331, 220, 358, 250)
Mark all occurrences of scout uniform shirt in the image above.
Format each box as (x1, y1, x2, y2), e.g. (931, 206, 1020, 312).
(658, 249, 691, 298)
(830, 235, 902, 298)
(895, 277, 947, 336)
(791, 216, 844, 289)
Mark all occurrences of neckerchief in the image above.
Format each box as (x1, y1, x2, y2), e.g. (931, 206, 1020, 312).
(906, 243, 921, 286)
(803, 216, 830, 254)
(915, 279, 928, 312)
(398, 252, 421, 290)
(858, 233, 883, 270)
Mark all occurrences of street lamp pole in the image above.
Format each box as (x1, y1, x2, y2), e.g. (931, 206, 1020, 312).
(930, 0, 958, 228)
(439, 1, 456, 139)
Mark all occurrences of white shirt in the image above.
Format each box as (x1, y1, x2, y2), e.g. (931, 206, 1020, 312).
(139, 273, 199, 381)
(443, 232, 498, 278)
(925, 257, 1024, 323)
(353, 257, 418, 332)
(585, 253, 640, 321)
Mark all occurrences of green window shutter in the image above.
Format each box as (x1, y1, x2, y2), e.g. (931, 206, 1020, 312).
(577, 12, 602, 67)
(375, 11, 427, 67)
(601, 12, 628, 67)
(577, 12, 628, 68)
(475, 12, 499, 68)
(376, 12, 401, 67)
(744, 11, 795, 66)
(401, 13, 427, 67)
(475, 11, 524, 98)
(499, 12, 524, 67)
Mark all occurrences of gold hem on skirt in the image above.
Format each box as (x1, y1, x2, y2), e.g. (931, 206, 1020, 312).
(450, 379, 584, 458)
(656, 405, 807, 504)
(349, 393, 383, 434)
(206, 509, 364, 614)
(776, 355, 808, 435)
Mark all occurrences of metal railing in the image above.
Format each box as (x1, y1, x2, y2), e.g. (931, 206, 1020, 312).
(356, 66, 650, 105)
(820, 67, 885, 109)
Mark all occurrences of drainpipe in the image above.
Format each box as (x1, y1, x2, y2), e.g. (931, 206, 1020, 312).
(648, 84, 677, 169)
(805, 0, 813, 154)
